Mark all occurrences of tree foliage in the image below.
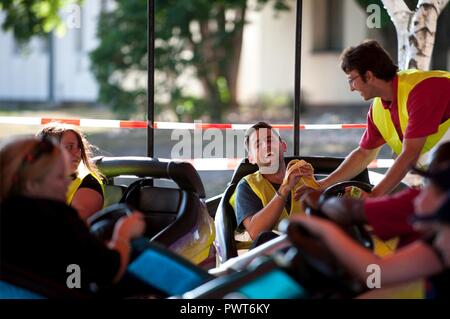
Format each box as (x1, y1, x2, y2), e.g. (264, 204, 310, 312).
(90, 0, 148, 118)
(90, 0, 293, 120)
(0, 0, 82, 42)
(1, 0, 293, 120)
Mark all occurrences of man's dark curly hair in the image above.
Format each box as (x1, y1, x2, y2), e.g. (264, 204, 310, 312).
(340, 40, 398, 81)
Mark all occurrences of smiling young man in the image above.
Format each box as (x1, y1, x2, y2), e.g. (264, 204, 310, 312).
(316, 40, 450, 197)
(231, 122, 314, 243)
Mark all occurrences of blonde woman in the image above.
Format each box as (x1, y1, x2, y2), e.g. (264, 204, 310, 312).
(0, 136, 145, 292)
(37, 123, 104, 221)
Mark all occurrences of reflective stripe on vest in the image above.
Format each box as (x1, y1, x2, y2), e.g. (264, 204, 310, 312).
(66, 163, 104, 206)
(372, 69, 450, 164)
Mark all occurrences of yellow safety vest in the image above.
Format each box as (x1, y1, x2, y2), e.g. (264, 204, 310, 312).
(370, 70, 448, 297)
(66, 163, 104, 206)
(229, 171, 308, 248)
(235, 171, 305, 225)
(372, 69, 450, 165)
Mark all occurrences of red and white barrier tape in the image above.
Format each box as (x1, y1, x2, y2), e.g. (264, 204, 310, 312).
(171, 158, 394, 170)
(0, 116, 393, 168)
(0, 116, 147, 128)
(0, 116, 367, 130)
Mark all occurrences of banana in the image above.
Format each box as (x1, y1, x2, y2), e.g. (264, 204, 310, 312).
(286, 159, 321, 189)
(348, 186, 362, 199)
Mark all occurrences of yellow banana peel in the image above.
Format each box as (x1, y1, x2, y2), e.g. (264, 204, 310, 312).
(287, 159, 321, 189)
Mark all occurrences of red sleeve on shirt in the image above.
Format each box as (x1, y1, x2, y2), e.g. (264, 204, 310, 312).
(359, 106, 386, 150)
(364, 188, 421, 241)
(405, 77, 450, 139)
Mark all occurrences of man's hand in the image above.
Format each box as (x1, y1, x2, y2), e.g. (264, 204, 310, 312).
(299, 189, 366, 226)
(280, 160, 309, 196)
(294, 180, 325, 201)
(300, 189, 323, 211)
(116, 211, 146, 240)
(321, 197, 366, 226)
(344, 186, 370, 199)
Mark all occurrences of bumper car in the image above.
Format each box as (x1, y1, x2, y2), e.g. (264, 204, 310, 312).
(0, 156, 407, 299)
(91, 156, 216, 268)
(182, 219, 365, 299)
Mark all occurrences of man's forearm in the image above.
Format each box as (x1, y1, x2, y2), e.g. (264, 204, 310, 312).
(371, 151, 418, 196)
(322, 226, 442, 285)
(245, 186, 289, 239)
(322, 147, 378, 188)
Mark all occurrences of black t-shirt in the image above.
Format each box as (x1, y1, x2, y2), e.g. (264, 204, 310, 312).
(418, 193, 450, 298)
(0, 196, 120, 291)
(235, 179, 291, 229)
(423, 233, 450, 298)
(78, 174, 103, 198)
(428, 269, 450, 299)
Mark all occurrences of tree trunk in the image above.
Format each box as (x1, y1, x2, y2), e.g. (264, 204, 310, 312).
(193, 4, 248, 121)
(226, 5, 246, 111)
(197, 19, 224, 121)
(431, 3, 450, 69)
(382, 0, 449, 70)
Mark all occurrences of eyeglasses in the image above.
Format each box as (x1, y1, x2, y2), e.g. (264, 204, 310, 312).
(348, 75, 360, 86)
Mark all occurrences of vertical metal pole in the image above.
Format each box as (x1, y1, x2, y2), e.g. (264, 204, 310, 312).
(48, 32, 55, 105)
(294, 0, 302, 156)
(147, 0, 155, 158)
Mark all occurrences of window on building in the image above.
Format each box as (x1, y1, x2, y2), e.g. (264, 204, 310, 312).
(312, 0, 343, 52)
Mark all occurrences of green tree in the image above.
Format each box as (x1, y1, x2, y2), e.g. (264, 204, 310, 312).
(90, 0, 293, 120)
(0, 0, 82, 42)
(90, 0, 148, 118)
(356, 0, 450, 70)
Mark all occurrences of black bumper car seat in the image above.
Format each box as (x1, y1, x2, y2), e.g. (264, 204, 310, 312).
(91, 157, 216, 267)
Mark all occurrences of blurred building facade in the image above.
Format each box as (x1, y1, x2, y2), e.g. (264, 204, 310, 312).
(0, 0, 448, 107)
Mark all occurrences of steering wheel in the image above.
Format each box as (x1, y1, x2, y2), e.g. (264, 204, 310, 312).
(279, 220, 364, 298)
(315, 181, 374, 250)
(319, 181, 372, 201)
(88, 203, 133, 240)
(88, 203, 153, 262)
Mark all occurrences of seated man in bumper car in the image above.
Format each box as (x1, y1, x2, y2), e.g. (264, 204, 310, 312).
(231, 121, 319, 247)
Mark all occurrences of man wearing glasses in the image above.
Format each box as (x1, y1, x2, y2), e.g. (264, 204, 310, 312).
(312, 40, 450, 198)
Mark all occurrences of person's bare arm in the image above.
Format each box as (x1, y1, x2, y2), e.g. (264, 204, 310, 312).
(243, 163, 311, 239)
(319, 146, 380, 189)
(290, 215, 443, 286)
(242, 187, 289, 239)
(71, 188, 104, 221)
(370, 137, 426, 197)
(107, 212, 145, 283)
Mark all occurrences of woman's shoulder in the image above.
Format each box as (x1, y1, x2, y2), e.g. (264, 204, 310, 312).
(79, 173, 103, 196)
